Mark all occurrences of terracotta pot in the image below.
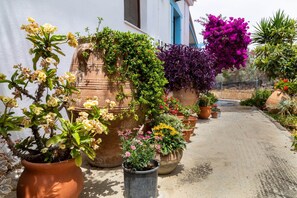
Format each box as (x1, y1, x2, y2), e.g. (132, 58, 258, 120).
(172, 89, 199, 106)
(176, 115, 184, 121)
(198, 106, 211, 119)
(182, 128, 193, 143)
(17, 159, 83, 198)
(211, 112, 218, 118)
(158, 149, 183, 175)
(183, 116, 198, 128)
(266, 90, 290, 113)
(70, 43, 143, 167)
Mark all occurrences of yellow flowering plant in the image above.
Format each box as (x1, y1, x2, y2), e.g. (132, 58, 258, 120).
(151, 120, 186, 155)
(0, 18, 113, 166)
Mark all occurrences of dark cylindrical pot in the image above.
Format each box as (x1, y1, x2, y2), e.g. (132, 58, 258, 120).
(123, 160, 159, 198)
(17, 159, 83, 198)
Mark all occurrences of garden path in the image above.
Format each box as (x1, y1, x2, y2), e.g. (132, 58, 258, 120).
(81, 100, 297, 197)
(4, 103, 296, 198)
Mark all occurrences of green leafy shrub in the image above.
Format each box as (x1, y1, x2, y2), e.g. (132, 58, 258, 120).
(79, 21, 168, 118)
(240, 89, 272, 108)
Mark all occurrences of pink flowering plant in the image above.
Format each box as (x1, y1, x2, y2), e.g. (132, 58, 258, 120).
(198, 15, 252, 74)
(0, 18, 115, 166)
(118, 126, 155, 171)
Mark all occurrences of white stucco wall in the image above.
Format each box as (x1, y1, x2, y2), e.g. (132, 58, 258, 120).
(0, 0, 127, 97)
(0, 0, 194, 98)
(125, 0, 172, 44)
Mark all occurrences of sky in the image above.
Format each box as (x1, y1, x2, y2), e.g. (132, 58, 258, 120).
(190, 0, 297, 44)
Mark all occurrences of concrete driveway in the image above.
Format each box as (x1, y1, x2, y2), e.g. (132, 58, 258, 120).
(81, 100, 297, 198)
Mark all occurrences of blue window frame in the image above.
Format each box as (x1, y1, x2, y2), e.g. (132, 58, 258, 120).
(170, 0, 182, 44)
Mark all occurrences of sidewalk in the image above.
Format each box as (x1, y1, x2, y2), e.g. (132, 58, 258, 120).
(81, 100, 297, 198)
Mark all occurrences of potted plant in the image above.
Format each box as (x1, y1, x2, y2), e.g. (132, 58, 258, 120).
(0, 18, 113, 197)
(197, 94, 211, 119)
(150, 114, 186, 174)
(158, 45, 216, 106)
(70, 19, 168, 167)
(211, 104, 221, 118)
(118, 127, 159, 198)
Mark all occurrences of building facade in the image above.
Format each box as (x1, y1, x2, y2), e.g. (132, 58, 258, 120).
(0, 0, 198, 96)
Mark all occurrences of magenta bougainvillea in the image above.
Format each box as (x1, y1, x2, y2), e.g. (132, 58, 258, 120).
(199, 15, 252, 74)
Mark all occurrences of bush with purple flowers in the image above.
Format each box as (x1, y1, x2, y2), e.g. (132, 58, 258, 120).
(158, 44, 216, 93)
(199, 15, 252, 74)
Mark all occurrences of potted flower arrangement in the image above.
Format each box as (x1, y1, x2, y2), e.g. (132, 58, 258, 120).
(0, 18, 114, 197)
(211, 104, 221, 118)
(198, 92, 218, 119)
(197, 94, 211, 119)
(158, 45, 216, 106)
(161, 96, 188, 119)
(150, 114, 186, 174)
(266, 78, 295, 112)
(118, 126, 159, 198)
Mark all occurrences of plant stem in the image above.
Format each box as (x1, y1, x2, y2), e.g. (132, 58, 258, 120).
(11, 82, 37, 102)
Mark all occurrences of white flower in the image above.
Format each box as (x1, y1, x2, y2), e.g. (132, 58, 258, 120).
(47, 96, 59, 107)
(42, 23, 57, 34)
(64, 72, 76, 83)
(83, 99, 98, 109)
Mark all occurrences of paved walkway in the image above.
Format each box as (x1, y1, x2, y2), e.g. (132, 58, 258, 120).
(81, 100, 297, 198)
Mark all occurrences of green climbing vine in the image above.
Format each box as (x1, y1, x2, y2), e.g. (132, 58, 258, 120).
(78, 25, 167, 118)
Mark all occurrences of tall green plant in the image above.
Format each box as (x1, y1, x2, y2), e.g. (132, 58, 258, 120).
(253, 10, 297, 80)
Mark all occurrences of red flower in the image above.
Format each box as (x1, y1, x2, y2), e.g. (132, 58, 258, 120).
(283, 86, 289, 91)
(159, 105, 163, 109)
(283, 79, 289, 83)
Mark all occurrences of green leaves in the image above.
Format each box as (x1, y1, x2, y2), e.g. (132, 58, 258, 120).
(253, 10, 297, 45)
(253, 10, 297, 79)
(86, 27, 167, 118)
(46, 135, 62, 147)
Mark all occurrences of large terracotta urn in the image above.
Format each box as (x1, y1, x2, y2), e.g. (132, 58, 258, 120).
(70, 43, 142, 167)
(158, 149, 183, 175)
(172, 89, 199, 106)
(17, 159, 83, 198)
(265, 90, 290, 113)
